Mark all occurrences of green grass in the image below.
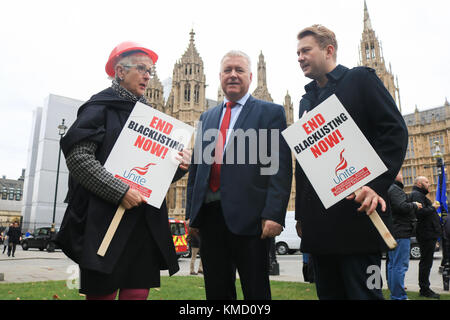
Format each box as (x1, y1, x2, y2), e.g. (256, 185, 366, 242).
(0, 276, 449, 300)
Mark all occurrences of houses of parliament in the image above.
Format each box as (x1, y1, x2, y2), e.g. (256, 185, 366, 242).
(144, 2, 449, 220)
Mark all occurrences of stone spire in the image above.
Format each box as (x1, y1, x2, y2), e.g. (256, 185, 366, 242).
(363, 0, 373, 31)
(283, 91, 294, 126)
(359, 1, 401, 112)
(167, 29, 206, 126)
(165, 30, 208, 220)
(252, 51, 273, 102)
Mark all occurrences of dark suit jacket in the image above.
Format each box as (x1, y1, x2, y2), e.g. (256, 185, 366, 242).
(295, 65, 408, 255)
(186, 95, 292, 236)
(410, 186, 442, 241)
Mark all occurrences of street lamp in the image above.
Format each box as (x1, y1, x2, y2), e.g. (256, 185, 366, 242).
(432, 141, 443, 180)
(51, 119, 67, 233)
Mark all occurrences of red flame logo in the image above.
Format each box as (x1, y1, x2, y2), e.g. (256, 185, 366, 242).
(335, 149, 348, 175)
(130, 163, 156, 176)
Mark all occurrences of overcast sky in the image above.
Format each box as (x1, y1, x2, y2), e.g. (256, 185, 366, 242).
(1, 0, 449, 180)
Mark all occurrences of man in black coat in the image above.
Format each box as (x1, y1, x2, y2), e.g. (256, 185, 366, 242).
(410, 176, 442, 299)
(386, 172, 420, 300)
(7, 221, 21, 257)
(295, 25, 408, 300)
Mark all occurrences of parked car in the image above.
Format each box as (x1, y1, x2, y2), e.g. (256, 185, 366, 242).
(21, 227, 60, 252)
(275, 211, 301, 255)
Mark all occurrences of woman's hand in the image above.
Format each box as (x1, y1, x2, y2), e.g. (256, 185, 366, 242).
(176, 149, 192, 171)
(121, 188, 146, 210)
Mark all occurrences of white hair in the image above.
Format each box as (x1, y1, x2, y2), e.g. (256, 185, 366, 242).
(111, 53, 152, 81)
(220, 50, 252, 73)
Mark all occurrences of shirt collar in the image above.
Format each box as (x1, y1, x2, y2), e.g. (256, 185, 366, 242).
(223, 92, 250, 108)
(304, 64, 348, 93)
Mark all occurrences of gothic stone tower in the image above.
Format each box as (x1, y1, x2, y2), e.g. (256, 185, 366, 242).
(359, 1, 402, 112)
(165, 30, 208, 219)
(252, 51, 273, 102)
(283, 91, 296, 211)
(144, 66, 165, 114)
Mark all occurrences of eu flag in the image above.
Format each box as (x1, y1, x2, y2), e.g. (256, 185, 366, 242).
(436, 162, 448, 216)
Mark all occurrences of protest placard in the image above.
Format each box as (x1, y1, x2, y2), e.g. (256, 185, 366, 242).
(98, 102, 194, 256)
(282, 94, 396, 248)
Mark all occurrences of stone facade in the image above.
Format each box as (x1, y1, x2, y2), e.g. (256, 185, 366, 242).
(162, 30, 210, 219)
(359, 2, 449, 205)
(0, 171, 25, 227)
(401, 102, 450, 201)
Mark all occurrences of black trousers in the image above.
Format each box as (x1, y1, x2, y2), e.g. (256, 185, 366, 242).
(7, 243, 17, 257)
(311, 253, 384, 300)
(418, 238, 437, 292)
(198, 201, 271, 300)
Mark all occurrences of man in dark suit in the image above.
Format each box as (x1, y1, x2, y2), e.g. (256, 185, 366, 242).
(295, 25, 408, 300)
(186, 50, 292, 300)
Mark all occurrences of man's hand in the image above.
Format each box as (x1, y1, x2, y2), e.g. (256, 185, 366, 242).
(261, 219, 283, 239)
(121, 188, 146, 210)
(414, 202, 423, 209)
(346, 186, 386, 216)
(176, 149, 192, 171)
(432, 201, 441, 210)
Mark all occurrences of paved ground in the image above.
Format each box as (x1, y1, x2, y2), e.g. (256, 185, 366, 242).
(0, 247, 447, 295)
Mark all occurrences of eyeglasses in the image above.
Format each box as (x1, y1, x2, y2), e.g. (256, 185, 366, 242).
(122, 64, 154, 76)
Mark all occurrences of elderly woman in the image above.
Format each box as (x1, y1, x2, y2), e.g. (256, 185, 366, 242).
(57, 42, 190, 300)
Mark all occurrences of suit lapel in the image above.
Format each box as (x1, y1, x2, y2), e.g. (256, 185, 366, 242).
(233, 96, 255, 130)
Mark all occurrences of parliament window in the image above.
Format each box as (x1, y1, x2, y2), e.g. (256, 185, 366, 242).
(194, 85, 200, 103)
(402, 167, 416, 186)
(371, 43, 376, 59)
(184, 84, 191, 102)
(405, 137, 415, 159)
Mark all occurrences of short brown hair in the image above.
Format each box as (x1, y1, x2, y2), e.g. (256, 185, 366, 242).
(297, 24, 338, 59)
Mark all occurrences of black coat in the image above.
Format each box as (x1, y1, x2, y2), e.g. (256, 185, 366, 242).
(410, 186, 442, 241)
(295, 65, 408, 255)
(7, 227, 21, 244)
(56, 87, 181, 275)
(387, 181, 417, 239)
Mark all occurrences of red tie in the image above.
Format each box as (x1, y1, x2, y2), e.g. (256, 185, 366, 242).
(209, 101, 237, 192)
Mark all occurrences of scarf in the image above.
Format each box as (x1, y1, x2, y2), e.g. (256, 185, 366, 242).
(111, 79, 149, 105)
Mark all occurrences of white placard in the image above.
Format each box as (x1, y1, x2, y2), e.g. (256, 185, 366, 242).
(104, 102, 194, 209)
(282, 94, 387, 209)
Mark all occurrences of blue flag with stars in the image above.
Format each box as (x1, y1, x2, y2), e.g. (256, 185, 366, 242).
(436, 162, 448, 217)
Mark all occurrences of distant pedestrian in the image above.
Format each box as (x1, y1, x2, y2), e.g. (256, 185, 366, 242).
(387, 172, 421, 300)
(188, 229, 203, 275)
(2, 224, 12, 254)
(410, 176, 442, 299)
(7, 222, 21, 257)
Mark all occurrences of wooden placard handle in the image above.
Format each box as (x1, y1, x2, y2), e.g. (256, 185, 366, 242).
(97, 205, 126, 257)
(354, 189, 397, 250)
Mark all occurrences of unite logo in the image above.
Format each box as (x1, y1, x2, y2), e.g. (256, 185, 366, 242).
(130, 163, 156, 175)
(332, 149, 356, 185)
(122, 162, 156, 186)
